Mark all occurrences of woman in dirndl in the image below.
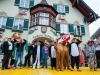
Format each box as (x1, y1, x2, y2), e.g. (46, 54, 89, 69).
(86, 40, 97, 71)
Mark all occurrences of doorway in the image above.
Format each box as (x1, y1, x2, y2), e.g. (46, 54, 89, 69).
(32, 37, 53, 44)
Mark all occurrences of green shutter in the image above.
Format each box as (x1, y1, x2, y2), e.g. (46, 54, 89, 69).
(68, 24, 74, 34)
(94, 13, 96, 21)
(53, 4, 57, 11)
(23, 19, 29, 30)
(14, 0, 20, 6)
(65, 5, 69, 13)
(56, 22, 60, 33)
(30, 0, 34, 8)
(81, 25, 85, 35)
(6, 17, 14, 29)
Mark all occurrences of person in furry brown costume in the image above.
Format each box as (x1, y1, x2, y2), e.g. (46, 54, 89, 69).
(63, 42, 70, 70)
(54, 41, 70, 71)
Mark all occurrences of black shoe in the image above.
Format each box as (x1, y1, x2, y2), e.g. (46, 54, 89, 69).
(23, 64, 26, 67)
(1, 68, 4, 70)
(41, 66, 44, 68)
(5, 68, 10, 69)
(46, 66, 47, 68)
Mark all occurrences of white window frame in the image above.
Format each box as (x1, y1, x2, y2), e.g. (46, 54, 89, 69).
(39, 12, 49, 25)
(60, 24, 68, 34)
(13, 18, 24, 30)
(0, 16, 7, 28)
(74, 25, 81, 35)
(32, 13, 38, 26)
(19, 0, 30, 8)
(57, 4, 65, 13)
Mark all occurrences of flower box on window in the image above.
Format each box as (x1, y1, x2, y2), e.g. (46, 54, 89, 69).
(19, 8, 28, 15)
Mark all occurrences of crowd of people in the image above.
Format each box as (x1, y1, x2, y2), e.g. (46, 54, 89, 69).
(0, 36, 100, 72)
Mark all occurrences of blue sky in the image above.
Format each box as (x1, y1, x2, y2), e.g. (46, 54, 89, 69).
(83, 0, 100, 36)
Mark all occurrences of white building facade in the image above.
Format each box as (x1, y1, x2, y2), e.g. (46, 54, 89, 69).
(0, 0, 99, 48)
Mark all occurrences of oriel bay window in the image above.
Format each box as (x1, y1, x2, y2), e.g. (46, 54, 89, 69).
(0, 16, 7, 28)
(13, 18, 24, 30)
(30, 2, 58, 29)
(31, 12, 56, 28)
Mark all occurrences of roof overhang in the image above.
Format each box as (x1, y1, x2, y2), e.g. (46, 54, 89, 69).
(69, 0, 100, 23)
(90, 28, 100, 39)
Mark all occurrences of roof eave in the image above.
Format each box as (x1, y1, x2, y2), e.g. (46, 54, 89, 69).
(90, 28, 100, 39)
(81, 0, 99, 22)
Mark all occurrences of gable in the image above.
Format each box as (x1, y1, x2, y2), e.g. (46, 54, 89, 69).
(69, 0, 99, 23)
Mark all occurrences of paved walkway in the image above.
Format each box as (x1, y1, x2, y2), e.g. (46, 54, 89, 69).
(0, 67, 100, 75)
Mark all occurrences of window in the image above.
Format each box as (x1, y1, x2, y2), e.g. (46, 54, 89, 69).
(50, 15, 56, 28)
(39, 12, 49, 25)
(0, 16, 7, 28)
(32, 13, 38, 26)
(60, 24, 68, 34)
(31, 12, 56, 28)
(57, 5, 65, 13)
(13, 18, 24, 30)
(74, 25, 81, 35)
(20, 0, 30, 8)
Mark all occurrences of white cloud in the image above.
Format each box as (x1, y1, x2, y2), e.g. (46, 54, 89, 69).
(83, 0, 100, 36)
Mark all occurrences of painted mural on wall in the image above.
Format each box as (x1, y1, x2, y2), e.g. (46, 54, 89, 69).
(11, 32, 21, 39)
(0, 31, 3, 38)
(58, 14, 66, 20)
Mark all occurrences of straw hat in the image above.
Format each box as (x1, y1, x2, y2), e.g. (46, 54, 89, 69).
(8, 36, 12, 39)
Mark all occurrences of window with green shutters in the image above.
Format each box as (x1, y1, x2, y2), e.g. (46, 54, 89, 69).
(53, 4, 69, 14)
(68, 24, 85, 36)
(13, 18, 24, 30)
(6, 17, 14, 29)
(23, 19, 29, 30)
(14, 0, 34, 8)
(81, 25, 85, 35)
(56, 22, 60, 33)
(68, 24, 74, 34)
